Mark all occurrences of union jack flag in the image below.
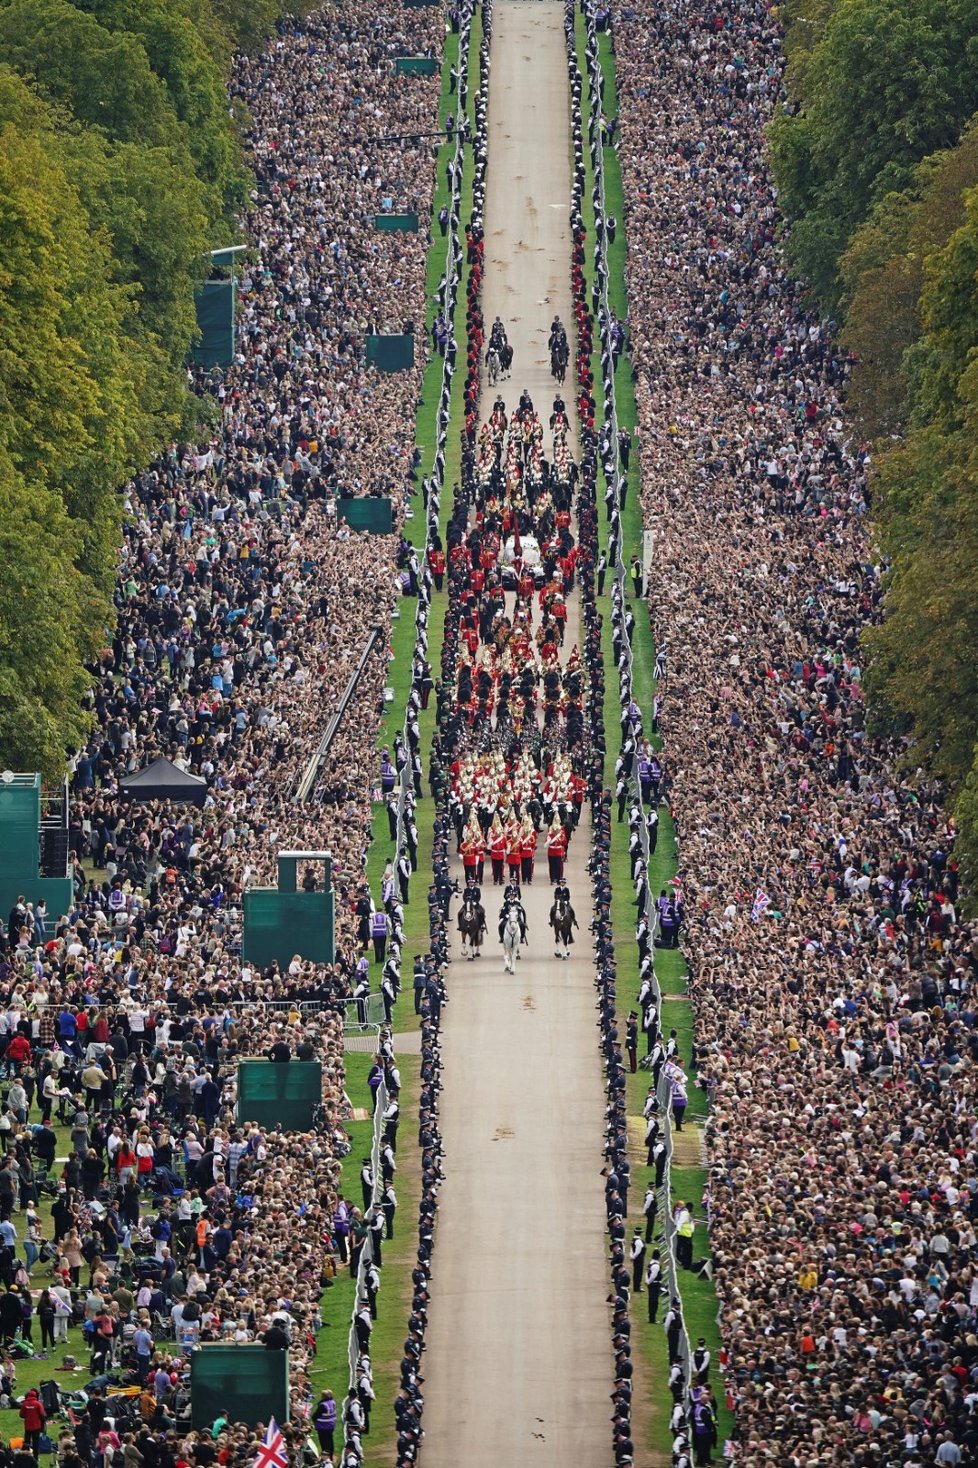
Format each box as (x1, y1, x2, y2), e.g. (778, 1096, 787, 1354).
(254, 1420, 287, 1468)
(750, 888, 770, 923)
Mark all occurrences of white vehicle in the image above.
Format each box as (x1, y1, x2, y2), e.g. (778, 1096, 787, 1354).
(498, 533, 542, 568)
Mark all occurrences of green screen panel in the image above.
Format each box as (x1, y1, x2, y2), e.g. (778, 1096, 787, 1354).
(337, 498, 393, 534)
(396, 57, 439, 74)
(191, 1345, 289, 1429)
(242, 889, 334, 967)
(0, 783, 40, 882)
(0, 782, 73, 923)
(365, 333, 414, 372)
(237, 1061, 323, 1131)
(375, 212, 419, 232)
(192, 280, 236, 368)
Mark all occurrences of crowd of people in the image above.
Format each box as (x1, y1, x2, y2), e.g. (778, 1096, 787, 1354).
(0, 996, 388, 1447)
(14, 0, 978, 1459)
(61, 0, 452, 1001)
(0, 1, 460, 1464)
(605, 0, 978, 1463)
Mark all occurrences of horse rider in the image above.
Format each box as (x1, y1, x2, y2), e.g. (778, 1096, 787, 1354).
(459, 884, 486, 945)
(553, 878, 571, 906)
(498, 888, 528, 944)
(501, 877, 522, 907)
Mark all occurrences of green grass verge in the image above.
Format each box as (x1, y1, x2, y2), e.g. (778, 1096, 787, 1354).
(310, 1053, 421, 1466)
(351, 19, 483, 1460)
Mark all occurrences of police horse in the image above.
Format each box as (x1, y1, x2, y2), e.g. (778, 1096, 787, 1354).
(549, 319, 569, 384)
(501, 908, 524, 974)
(486, 344, 502, 387)
(457, 891, 487, 960)
(549, 895, 578, 958)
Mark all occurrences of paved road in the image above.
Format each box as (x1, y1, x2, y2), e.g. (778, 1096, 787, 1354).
(421, 4, 611, 1462)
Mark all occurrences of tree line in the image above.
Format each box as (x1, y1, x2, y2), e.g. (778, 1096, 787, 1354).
(772, 0, 978, 889)
(0, 0, 307, 777)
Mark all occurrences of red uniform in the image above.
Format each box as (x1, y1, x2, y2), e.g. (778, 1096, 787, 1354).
(547, 828, 567, 882)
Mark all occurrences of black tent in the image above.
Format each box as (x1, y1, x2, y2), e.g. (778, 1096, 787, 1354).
(119, 757, 208, 808)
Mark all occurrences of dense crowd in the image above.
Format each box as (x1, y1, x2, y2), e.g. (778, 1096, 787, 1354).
(0, 2, 453, 1465)
(608, 0, 978, 1463)
(0, 995, 397, 1456)
(60, 0, 450, 1000)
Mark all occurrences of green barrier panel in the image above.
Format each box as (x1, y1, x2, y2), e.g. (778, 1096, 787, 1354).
(337, 498, 394, 534)
(375, 212, 419, 232)
(396, 56, 439, 74)
(191, 1345, 289, 1430)
(191, 279, 236, 368)
(366, 333, 414, 372)
(242, 889, 334, 967)
(404, 0, 440, 8)
(237, 1061, 323, 1131)
(0, 777, 73, 925)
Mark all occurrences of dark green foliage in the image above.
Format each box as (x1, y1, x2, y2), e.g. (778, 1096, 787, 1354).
(0, 0, 283, 776)
(773, 2, 978, 892)
(771, 0, 978, 306)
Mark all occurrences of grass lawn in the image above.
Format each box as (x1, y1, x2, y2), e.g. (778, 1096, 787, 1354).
(310, 1052, 421, 1466)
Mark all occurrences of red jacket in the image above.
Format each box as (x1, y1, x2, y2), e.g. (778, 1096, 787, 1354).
(5, 1035, 30, 1063)
(20, 1396, 45, 1432)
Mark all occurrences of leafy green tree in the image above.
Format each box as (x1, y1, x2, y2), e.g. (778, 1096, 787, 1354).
(0, 458, 97, 778)
(904, 191, 978, 431)
(0, 0, 186, 149)
(73, 0, 248, 217)
(866, 351, 978, 804)
(839, 120, 978, 435)
(206, 0, 315, 53)
(0, 102, 135, 770)
(64, 130, 211, 371)
(771, 0, 978, 305)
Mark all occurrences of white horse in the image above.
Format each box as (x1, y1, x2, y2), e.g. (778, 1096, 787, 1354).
(486, 345, 501, 386)
(501, 909, 523, 974)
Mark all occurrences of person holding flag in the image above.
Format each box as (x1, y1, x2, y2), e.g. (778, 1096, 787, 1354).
(253, 1419, 288, 1468)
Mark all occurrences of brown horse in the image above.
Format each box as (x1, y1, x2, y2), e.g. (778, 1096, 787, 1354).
(457, 893, 487, 959)
(549, 896, 578, 958)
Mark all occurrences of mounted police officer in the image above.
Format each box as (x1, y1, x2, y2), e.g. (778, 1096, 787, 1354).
(498, 884, 528, 943)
